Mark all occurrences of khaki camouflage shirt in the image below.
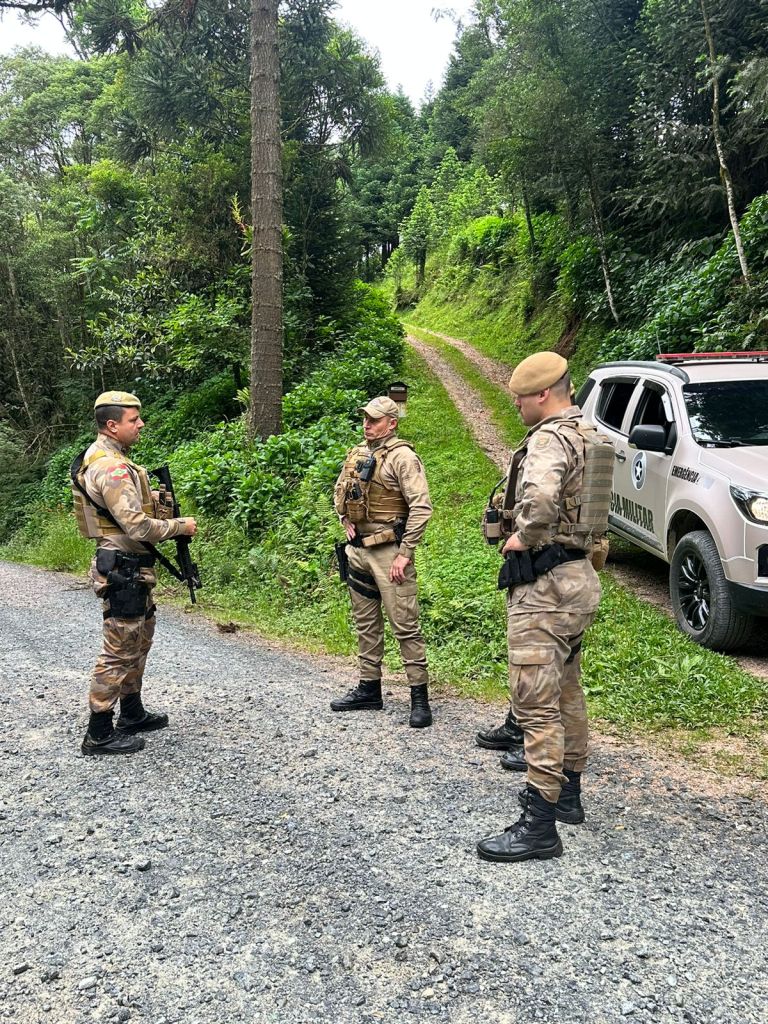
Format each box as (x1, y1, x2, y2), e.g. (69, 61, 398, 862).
(508, 405, 588, 551)
(83, 435, 187, 554)
(333, 433, 433, 559)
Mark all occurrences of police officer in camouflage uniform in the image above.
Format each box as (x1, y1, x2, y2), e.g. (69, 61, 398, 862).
(331, 397, 434, 728)
(476, 353, 612, 863)
(72, 391, 197, 756)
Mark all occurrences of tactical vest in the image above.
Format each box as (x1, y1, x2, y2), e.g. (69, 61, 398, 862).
(71, 447, 155, 540)
(341, 439, 413, 523)
(501, 418, 614, 548)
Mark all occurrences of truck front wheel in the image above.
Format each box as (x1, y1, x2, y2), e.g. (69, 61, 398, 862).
(669, 530, 753, 651)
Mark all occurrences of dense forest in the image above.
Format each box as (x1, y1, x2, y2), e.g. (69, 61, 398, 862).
(1, 0, 768, 721)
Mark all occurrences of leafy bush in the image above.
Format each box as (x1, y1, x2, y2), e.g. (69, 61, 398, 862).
(449, 216, 517, 268)
(0, 423, 42, 542)
(176, 289, 401, 535)
(556, 235, 603, 314)
(602, 193, 768, 360)
(134, 372, 240, 468)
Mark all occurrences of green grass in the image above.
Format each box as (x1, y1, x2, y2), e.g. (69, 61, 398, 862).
(405, 263, 606, 389)
(586, 575, 766, 728)
(405, 323, 525, 447)
(0, 507, 92, 573)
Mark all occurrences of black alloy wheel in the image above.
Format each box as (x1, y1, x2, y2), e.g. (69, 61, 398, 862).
(669, 530, 753, 651)
(676, 550, 710, 633)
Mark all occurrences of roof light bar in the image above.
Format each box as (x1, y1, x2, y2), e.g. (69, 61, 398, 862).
(656, 351, 768, 362)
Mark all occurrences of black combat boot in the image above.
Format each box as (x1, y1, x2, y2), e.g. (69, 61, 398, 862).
(476, 787, 563, 864)
(116, 692, 169, 734)
(409, 684, 433, 728)
(499, 744, 527, 771)
(476, 708, 524, 750)
(518, 770, 585, 824)
(81, 711, 146, 756)
(330, 679, 383, 712)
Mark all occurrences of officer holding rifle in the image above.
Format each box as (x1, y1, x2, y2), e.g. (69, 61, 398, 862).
(71, 391, 199, 756)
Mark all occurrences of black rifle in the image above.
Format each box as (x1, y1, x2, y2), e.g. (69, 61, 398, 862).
(151, 464, 202, 604)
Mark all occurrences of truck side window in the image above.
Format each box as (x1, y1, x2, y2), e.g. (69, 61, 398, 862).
(631, 384, 677, 451)
(634, 388, 667, 429)
(596, 380, 637, 432)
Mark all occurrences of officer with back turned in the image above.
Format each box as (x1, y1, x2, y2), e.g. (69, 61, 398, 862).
(71, 391, 197, 756)
(330, 396, 434, 727)
(476, 353, 613, 864)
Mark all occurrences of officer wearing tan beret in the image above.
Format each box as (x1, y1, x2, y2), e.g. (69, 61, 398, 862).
(476, 353, 613, 863)
(331, 396, 434, 727)
(71, 392, 197, 756)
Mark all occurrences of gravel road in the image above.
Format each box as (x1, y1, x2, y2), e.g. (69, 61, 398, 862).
(1, 560, 767, 1024)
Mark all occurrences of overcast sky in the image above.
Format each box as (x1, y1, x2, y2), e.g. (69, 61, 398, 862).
(0, 1, 475, 105)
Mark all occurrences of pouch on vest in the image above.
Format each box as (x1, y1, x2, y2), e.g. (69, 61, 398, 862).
(559, 424, 614, 543)
(345, 482, 367, 524)
(481, 475, 506, 545)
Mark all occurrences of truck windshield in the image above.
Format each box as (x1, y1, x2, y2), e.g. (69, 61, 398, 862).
(683, 380, 768, 446)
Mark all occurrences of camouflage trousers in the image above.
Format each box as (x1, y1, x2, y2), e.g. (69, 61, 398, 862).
(88, 557, 157, 714)
(507, 559, 601, 803)
(346, 542, 429, 686)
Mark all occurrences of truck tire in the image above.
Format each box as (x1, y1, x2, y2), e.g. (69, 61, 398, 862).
(669, 530, 754, 651)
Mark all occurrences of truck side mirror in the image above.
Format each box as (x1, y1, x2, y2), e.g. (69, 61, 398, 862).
(628, 423, 668, 452)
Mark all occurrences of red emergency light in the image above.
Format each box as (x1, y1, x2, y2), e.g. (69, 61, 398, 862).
(656, 351, 768, 362)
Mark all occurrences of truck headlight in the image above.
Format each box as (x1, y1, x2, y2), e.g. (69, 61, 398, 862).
(730, 486, 768, 523)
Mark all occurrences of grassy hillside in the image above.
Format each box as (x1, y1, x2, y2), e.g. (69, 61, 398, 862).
(400, 251, 604, 390)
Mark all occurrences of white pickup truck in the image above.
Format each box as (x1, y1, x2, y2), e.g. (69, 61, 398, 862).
(577, 352, 768, 651)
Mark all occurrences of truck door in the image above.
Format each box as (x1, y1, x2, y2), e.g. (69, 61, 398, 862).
(625, 380, 677, 555)
(592, 375, 644, 542)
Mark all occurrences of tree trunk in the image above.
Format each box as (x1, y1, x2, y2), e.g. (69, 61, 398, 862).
(4, 257, 34, 425)
(521, 180, 536, 254)
(700, 0, 749, 285)
(587, 173, 620, 326)
(248, 0, 283, 441)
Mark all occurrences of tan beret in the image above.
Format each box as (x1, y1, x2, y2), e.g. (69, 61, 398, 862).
(508, 352, 568, 396)
(94, 390, 141, 410)
(359, 396, 401, 420)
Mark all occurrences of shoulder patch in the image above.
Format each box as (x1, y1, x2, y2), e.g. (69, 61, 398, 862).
(109, 465, 130, 481)
(533, 433, 553, 449)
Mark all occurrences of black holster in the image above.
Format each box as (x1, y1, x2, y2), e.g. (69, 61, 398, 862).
(97, 549, 150, 619)
(334, 541, 350, 583)
(393, 519, 407, 546)
(497, 543, 585, 592)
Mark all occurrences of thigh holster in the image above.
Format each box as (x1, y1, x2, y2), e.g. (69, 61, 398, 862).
(348, 567, 381, 602)
(97, 549, 152, 619)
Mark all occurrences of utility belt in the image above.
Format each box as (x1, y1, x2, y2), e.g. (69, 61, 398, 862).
(498, 543, 585, 592)
(333, 521, 406, 584)
(96, 548, 155, 619)
(347, 523, 404, 549)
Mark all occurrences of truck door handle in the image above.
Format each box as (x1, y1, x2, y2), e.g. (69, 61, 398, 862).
(615, 450, 627, 463)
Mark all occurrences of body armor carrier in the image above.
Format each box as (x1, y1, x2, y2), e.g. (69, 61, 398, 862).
(341, 439, 413, 524)
(484, 418, 614, 549)
(72, 448, 155, 540)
